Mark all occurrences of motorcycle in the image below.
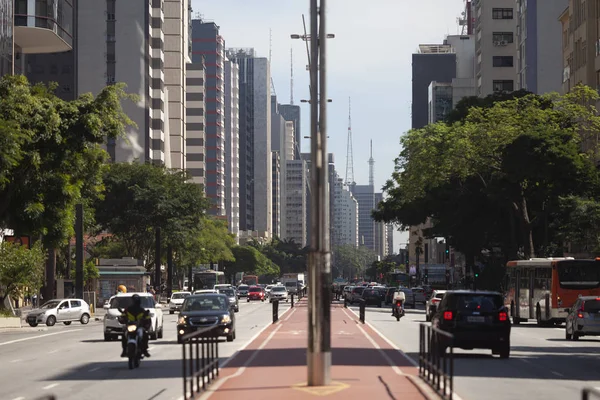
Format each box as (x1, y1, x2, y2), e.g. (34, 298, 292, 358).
(392, 291, 406, 321)
(118, 310, 150, 370)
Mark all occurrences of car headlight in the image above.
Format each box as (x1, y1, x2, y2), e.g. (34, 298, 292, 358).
(177, 316, 187, 325)
(127, 325, 137, 333)
(221, 315, 231, 323)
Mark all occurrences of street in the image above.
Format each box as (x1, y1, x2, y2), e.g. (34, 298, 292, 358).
(0, 300, 289, 400)
(350, 303, 600, 400)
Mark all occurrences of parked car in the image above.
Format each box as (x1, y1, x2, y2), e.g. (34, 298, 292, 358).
(247, 286, 265, 302)
(177, 294, 236, 343)
(103, 293, 164, 341)
(426, 290, 447, 321)
(565, 296, 600, 340)
(168, 291, 191, 314)
(432, 290, 511, 358)
(218, 287, 239, 312)
(26, 299, 91, 327)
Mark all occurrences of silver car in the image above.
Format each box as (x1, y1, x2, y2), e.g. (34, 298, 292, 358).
(269, 286, 289, 303)
(566, 296, 600, 340)
(218, 288, 239, 312)
(237, 284, 249, 298)
(169, 291, 191, 314)
(26, 299, 91, 327)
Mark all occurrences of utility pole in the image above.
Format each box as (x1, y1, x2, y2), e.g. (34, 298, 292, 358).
(75, 204, 84, 299)
(307, 0, 331, 387)
(155, 227, 161, 293)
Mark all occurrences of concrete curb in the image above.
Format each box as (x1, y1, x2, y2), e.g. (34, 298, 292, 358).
(406, 374, 444, 400)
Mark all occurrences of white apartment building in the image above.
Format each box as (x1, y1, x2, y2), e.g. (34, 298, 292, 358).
(224, 59, 240, 240)
(164, 0, 192, 169)
(333, 177, 358, 247)
(78, 0, 180, 166)
(185, 62, 206, 185)
(474, 0, 518, 96)
(282, 159, 307, 247)
(271, 152, 281, 238)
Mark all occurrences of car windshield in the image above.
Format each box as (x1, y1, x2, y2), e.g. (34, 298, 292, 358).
(583, 299, 600, 313)
(110, 296, 155, 309)
(249, 287, 261, 293)
(272, 286, 285, 292)
(171, 293, 190, 300)
(219, 289, 235, 296)
(448, 294, 503, 312)
(40, 301, 61, 309)
(182, 296, 228, 311)
(238, 285, 248, 290)
(558, 261, 600, 290)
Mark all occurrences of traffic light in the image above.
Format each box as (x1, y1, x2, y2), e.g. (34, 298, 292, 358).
(445, 242, 450, 261)
(424, 269, 429, 284)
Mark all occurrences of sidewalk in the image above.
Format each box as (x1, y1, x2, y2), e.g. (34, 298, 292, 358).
(197, 299, 438, 400)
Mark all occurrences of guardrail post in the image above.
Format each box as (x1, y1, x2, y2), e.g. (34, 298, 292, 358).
(359, 299, 366, 324)
(418, 323, 454, 400)
(344, 296, 348, 308)
(272, 299, 279, 323)
(291, 293, 295, 307)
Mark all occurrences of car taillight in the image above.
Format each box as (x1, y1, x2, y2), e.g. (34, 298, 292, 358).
(443, 311, 453, 320)
(432, 298, 440, 304)
(499, 312, 507, 322)
(577, 313, 584, 318)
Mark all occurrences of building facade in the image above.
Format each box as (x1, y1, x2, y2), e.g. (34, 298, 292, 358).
(191, 20, 226, 215)
(516, 0, 568, 93)
(224, 58, 240, 240)
(332, 176, 358, 247)
(185, 62, 206, 185)
(78, 0, 169, 165)
(283, 159, 307, 247)
(374, 192, 389, 259)
(0, 0, 12, 76)
(474, 0, 518, 96)
(278, 104, 301, 159)
(428, 81, 454, 124)
(227, 48, 272, 235)
(271, 151, 281, 238)
(351, 184, 375, 251)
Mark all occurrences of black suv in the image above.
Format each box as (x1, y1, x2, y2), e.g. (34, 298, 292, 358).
(432, 290, 511, 358)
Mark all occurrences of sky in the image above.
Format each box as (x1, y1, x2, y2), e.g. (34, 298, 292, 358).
(192, 0, 467, 251)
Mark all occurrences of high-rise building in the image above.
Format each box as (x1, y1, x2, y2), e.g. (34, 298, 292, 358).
(191, 19, 226, 215)
(374, 192, 389, 259)
(386, 223, 394, 255)
(185, 62, 206, 186)
(283, 159, 308, 247)
(332, 176, 358, 247)
(228, 48, 272, 235)
(224, 58, 240, 240)
(78, 0, 174, 165)
(4, 0, 74, 78)
(278, 104, 301, 159)
(412, 44, 457, 129)
(515, 0, 567, 94)
(165, 0, 192, 169)
(271, 151, 281, 238)
(351, 184, 375, 251)
(474, 0, 518, 96)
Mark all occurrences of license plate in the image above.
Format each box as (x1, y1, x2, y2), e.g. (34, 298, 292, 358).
(467, 316, 485, 323)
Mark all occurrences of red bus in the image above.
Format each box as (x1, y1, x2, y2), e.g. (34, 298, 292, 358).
(506, 258, 600, 326)
(242, 275, 258, 286)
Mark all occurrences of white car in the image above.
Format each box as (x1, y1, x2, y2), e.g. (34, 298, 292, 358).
(265, 285, 274, 297)
(103, 293, 164, 341)
(269, 286, 289, 303)
(214, 284, 232, 290)
(194, 289, 217, 294)
(169, 291, 191, 314)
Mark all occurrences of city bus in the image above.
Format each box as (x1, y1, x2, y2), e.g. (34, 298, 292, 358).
(242, 275, 258, 286)
(193, 270, 225, 290)
(506, 257, 600, 326)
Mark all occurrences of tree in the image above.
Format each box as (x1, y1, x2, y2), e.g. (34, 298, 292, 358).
(333, 244, 377, 280)
(223, 246, 280, 280)
(176, 218, 235, 269)
(0, 241, 46, 311)
(94, 162, 210, 267)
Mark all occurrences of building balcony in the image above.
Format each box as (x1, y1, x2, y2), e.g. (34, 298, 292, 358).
(14, 0, 73, 54)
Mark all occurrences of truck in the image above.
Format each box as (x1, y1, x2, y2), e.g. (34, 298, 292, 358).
(281, 273, 305, 294)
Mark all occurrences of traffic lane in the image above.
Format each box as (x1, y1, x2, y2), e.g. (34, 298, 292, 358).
(355, 305, 600, 400)
(6, 300, 287, 400)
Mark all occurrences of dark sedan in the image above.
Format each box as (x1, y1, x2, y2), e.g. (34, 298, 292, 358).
(177, 294, 236, 343)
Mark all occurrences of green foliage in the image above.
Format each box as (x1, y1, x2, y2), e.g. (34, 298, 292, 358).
(0, 241, 46, 306)
(248, 238, 307, 275)
(94, 162, 210, 267)
(552, 195, 600, 254)
(0, 75, 136, 247)
(84, 258, 100, 291)
(223, 246, 280, 278)
(333, 244, 378, 280)
(176, 217, 235, 268)
(375, 85, 600, 273)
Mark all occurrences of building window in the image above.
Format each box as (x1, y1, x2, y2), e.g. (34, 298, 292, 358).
(493, 80, 514, 92)
(492, 8, 513, 19)
(492, 32, 514, 44)
(493, 56, 514, 67)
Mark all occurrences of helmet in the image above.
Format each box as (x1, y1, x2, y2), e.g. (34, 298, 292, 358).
(117, 285, 127, 293)
(132, 294, 141, 306)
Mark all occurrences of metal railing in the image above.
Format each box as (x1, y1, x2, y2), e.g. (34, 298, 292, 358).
(181, 325, 221, 400)
(583, 387, 600, 400)
(419, 323, 454, 400)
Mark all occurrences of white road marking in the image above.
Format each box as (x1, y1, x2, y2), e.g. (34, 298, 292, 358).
(10, 359, 22, 363)
(0, 329, 83, 347)
(43, 383, 59, 390)
(551, 370, 564, 377)
(11, 397, 25, 400)
(47, 349, 59, 354)
(88, 366, 101, 372)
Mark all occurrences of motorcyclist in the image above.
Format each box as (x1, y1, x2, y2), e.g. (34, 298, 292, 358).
(119, 294, 151, 358)
(117, 284, 127, 294)
(391, 290, 406, 317)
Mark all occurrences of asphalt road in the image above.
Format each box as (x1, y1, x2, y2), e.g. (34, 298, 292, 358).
(350, 303, 600, 400)
(0, 299, 289, 400)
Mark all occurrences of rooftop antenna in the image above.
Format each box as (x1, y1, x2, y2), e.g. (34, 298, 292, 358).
(290, 47, 294, 105)
(344, 97, 355, 187)
(269, 28, 276, 96)
(368, 139, 375, 188)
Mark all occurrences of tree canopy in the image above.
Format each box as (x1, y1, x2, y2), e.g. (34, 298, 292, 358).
(375, 85, 600, 268)
(0, 241, 46, 311)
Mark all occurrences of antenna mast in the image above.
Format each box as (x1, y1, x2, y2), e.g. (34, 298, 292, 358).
(269, 28, 276, 96)
(345, 97, 355, 187)
(368, 140, 375, 188)
(290, 48, 294, 105)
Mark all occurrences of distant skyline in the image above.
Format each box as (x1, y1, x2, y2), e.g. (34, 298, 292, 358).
(192, 0, 466, 251)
